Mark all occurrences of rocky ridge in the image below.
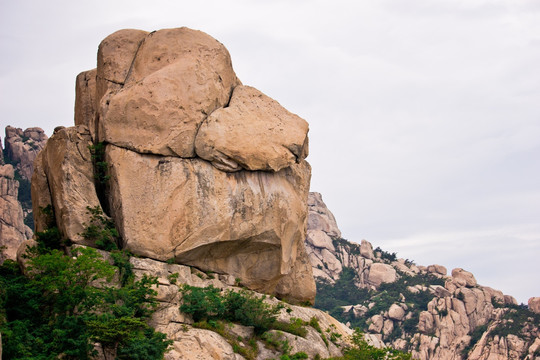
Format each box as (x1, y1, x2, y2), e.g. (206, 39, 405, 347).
(307, 192, 540, 360)
(0, 126, 43, 262)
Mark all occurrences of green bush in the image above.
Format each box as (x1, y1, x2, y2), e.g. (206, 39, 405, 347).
(0, 245, 171, 359)
(81, 206, 120, 251)
(180, 285, 288, 335)
(328, 329, 411, 360)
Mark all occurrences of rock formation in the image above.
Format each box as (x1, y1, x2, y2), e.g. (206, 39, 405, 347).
(32, 27, 315, 304)
(529, 297, 540, 314)
(0, 127, 40, 262)
(3, 126, 47, 180)
(306, 192, 540, 360)
(0, 163, 32, 262)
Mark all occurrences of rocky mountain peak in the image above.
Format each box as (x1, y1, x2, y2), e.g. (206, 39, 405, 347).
(307, 193, 540, 360)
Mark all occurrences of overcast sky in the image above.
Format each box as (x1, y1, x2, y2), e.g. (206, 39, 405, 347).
(1, 0, 539, 304)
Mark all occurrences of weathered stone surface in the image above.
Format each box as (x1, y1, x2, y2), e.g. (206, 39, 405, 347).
(388, 304, 406, 321)
(274, 236, 316, 304)
(112, 254, 350, 360)
(307, 192, 341, 239)
(504, 295, 518, 306)
(195, 85, 309, 172)
(74, 69, 97, 139)
(96, 29, 148, 103)
(167, 328, 244, 360)
(529, 297, 540, 314)
(4, 126, 47, 180)
(367, 263, 397, 287)
(307, 229, 334, 251)
(360, 239, 374, 259)
(38, 126, 102, 245)
(106, 144, 311, 298)
(99, 27, 240, 158)
(0, 164, 30, 262)
(452, 268, 477, 287)
(427, 264, 447, 276)
(30, 150, 53, 233)
(369, 314, 384, 333)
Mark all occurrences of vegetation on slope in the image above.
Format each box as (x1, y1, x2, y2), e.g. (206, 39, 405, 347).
(0, 213, 171, 359)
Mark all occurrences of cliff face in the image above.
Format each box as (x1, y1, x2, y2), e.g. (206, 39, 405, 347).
(307, 192, 540, 360)
(0, 126, 43, 262)
(0, 164, 32, 262)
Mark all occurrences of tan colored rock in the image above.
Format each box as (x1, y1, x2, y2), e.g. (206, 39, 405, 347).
(99, 27, 240, 158)
(368, 263, 397, 287)
(168, 328, 244, 360)
(369, 314, 384, 333)
(195, 85, 309, 172)
(418, 311, 434, 334)
(483, 286, 505, 305)
(106, 144, 311, 299)
(0, 164, 30, 262)
(268, 327, 342, 359)
(74, 69, 97, 139)
(320, 248, 343, 274)
(452, 268, 477, 287)
(31, 150, 53, 233)
(360, 239, 374, 259)
(388, 304, 406, 321)
(274, 237, 316, 305)
(306, 229, 335, 251)
(4, 126, 48, 180)
(38, 126, 103, 245)
(427, 264, 447, 276)
(307, 192, 341, 238)
(528, 297, 540, 314)
(383, 319, 394, 335)
(504, 295, 518, 306)
(96, 29, 148, 103)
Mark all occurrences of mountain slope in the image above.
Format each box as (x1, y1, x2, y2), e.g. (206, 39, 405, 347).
(306, 192, 540, 360)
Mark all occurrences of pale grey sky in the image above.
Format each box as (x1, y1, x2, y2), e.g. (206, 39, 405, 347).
(1, 0, 539, 303)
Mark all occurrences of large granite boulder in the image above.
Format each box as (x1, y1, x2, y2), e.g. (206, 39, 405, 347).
(105, 144, 311, 295)
(98, 27, 240, 158)
(33, 125, 103, 246)
(195, 85, 309, 172)
(35, 27, 315, 303)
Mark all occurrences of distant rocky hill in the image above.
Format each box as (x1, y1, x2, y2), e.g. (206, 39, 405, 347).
(0, 126, 47, 261)
(306, 192, 540, 360)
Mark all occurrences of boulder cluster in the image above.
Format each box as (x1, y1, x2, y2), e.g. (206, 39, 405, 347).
(31, 27, 315, 303)
(305, 193, 540, 360)
(0, 126, 47, 261)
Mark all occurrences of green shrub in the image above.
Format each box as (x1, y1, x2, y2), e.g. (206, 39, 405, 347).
(89, 142, 110, 185)
(180, 285, 288, 335)
(328, 329, 411, 360)
(81, 206, 120, 251)
(273, 317, 308, 337)
(0, 243, 171, 359)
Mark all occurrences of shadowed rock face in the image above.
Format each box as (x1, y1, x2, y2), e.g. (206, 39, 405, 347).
(34, 27, 315, 304)
(0, 164, 32, 262)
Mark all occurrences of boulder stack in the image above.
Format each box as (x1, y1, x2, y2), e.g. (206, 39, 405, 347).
(32, 27, 315, 303)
